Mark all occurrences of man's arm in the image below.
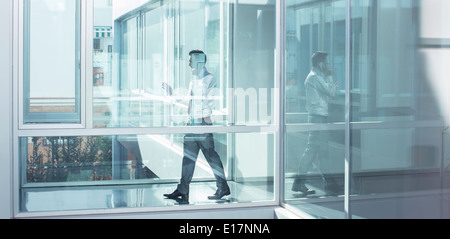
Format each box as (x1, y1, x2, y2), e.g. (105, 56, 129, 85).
(161, 82, 190, 111)
(162, 82, 173, 96)
(205, 75, 219, 111)
(311, 75, 337, 98)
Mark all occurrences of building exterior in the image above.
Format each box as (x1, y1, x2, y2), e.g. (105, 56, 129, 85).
(0, 0, 449, 219)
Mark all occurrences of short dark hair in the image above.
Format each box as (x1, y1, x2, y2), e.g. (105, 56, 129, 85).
(311, 51, 328, 68)
(189, 49, 207, 63)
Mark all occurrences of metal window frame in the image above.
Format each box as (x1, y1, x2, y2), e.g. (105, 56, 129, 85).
(13, 0, 281, 218)
(20, 0, 85, 129)
(11, 0, 449, 219)
(278, 0, 353, 219)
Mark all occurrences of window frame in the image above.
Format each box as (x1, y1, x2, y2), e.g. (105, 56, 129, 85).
(20, 0, 85, 129)
(13, 0, 282, 218)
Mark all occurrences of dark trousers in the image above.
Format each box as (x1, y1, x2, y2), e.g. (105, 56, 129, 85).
(176, 119, 229, 195)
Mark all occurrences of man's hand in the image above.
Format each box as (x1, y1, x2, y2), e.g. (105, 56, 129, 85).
(334, 81, 340, 88)
(162, 82, 173, 96)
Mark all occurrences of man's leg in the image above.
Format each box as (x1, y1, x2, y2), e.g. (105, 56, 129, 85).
(177, 135, 201, 195)
(317, 131, 342, 195)
(199, 133, 230, 199)
(164, 135, 200, 204)
(292, 116, 325, 194)
(292, 135, 318, 194)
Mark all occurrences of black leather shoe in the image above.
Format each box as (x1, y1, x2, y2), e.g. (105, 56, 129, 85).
(208, 188, 230, 200)
(292, 183, 316, 195)
(164, 190, 189, 204)
(176, 194, 189, 205)
(163, 189, 182, 199)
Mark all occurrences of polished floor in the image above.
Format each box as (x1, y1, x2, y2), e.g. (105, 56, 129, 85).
(284, 176, 450, 219)
(21, 180, 274, 213)
(20, 177, 450, 218)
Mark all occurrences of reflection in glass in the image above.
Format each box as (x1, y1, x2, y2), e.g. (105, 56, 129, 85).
(285, 128, 345, 219)
(285, 0, 346, 124)
(93, 0, 232, 128)
(18, 0, 278, 214)
(290, 51, 341, 196)
(347, 0, 449, 219)
(24, 136, 113, 183)
(284, 0, 346, 219)
(20, 132, 274, 212)
(349, 0, 448, 124)
(93, 0, 276, 128)
(286, 129, 345, 197)
(285, 0, 450, 219)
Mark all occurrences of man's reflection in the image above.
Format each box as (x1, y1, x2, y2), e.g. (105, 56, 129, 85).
(292, 51, 341, 196)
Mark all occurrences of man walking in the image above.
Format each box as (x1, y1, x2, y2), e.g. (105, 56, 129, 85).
(163, 50, 230, 204)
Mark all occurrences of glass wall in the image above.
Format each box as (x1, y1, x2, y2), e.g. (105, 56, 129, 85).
(20, 132, 275, 212)
(18, 0, 277, 215)
(348, 0, 449, 219)
(284, 0, 450, 219)
(93, 0, 275, 128)
(16, 0, 450, 218)
(284, 0, 346, 219)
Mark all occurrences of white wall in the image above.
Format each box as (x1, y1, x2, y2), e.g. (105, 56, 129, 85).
(0, 0, 13, 219)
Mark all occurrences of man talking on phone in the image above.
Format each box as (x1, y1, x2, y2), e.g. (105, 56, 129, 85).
(292, 51, 341, 196)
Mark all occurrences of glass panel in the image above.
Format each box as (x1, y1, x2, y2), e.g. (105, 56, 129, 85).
(284, 0, 346, 219)
(18, 0, 277, 215)
(285, 0, 450, 219)
(20, 132, 274, 212)
(117, 16, 140, 127)
(444, 127, 450, 195)
(350, 127, 446, 218)
(285, 129, 345, 218)
(93, 0, 114, 128)
(141, 7, 167, 127)
(93, 0, 276, 128)
(23, 0, 81, 124)
(229, 2, 276, 126)
(350, 0, 445, 123)
(285, 0, 346, 125)
(349, 0, 449, 218)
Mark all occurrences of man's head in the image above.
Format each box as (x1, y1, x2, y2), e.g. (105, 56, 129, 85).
(311, 51, 331, 75)
(311, 51, 328, 68)
(189, 50, 207, 69)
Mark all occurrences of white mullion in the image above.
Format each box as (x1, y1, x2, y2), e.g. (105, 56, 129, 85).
(84, 0, 94, 129)
(286, 119, 445, 133)
(275, 0, 285, 208)
(17, 125, 279, 138)
(79, 0, 86, 128)
(13, 0, 22, 219)
(14, 201, 277, 219)
(17, 0, 24, 129)
(344, 0, 352, 219)
(19, 124, 85, 130)
(19, 0, 85, 130)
